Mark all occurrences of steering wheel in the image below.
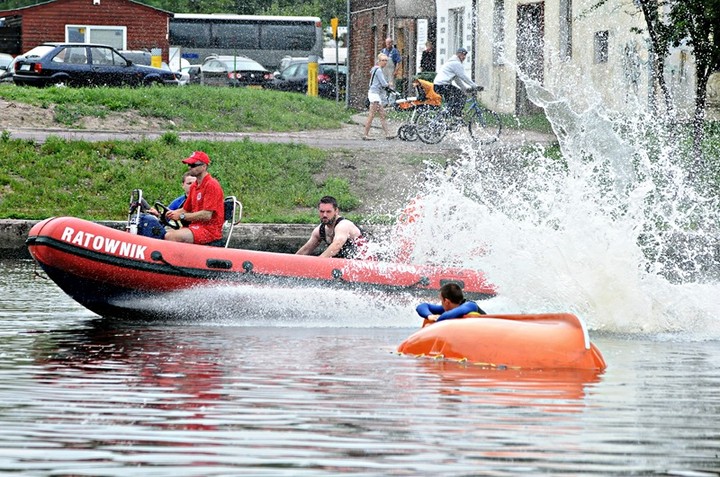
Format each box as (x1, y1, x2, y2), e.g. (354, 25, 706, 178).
(154, 202, 182, 230)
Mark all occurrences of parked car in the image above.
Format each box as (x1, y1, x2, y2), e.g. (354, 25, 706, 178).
(274, 56, 307, 76)
(119, 50, 189, 85)
(2, 46, 52, 84)
(199, 55, 272, 88)
(182, 65, 202, 85)
(12, 43, 179, 87)
(171, 65, 190, 86)
(0, 54, 16, 83)
(0, 53, 12, 71)
(320, 61, 347, 99)
(268, 58, 346, 100)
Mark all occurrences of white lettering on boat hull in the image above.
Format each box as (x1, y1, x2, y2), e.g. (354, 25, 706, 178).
(60, 226, 146, 260)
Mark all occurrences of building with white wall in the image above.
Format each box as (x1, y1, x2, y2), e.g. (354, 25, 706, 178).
(434, 0, 699, 117)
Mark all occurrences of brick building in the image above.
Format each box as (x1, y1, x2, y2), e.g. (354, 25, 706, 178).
(0, 0, 172, 61)
(348, 0, 435, 109)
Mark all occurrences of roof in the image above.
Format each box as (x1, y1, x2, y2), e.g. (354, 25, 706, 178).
(38, 42, 125, 48)
(0, 0, 173, 16)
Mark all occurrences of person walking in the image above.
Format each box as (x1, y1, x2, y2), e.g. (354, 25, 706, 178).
(363, 53, 395, 141)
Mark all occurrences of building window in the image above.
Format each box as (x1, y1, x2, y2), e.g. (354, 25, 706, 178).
(492, 0, 505, 65)
(449, 8, 464, 54)
(559, 0, 572, 60)
(594, 30, 608, 63)
(66, 25, 127, 50)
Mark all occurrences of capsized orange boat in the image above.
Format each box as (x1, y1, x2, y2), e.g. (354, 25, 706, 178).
(397, 313, 606, 370)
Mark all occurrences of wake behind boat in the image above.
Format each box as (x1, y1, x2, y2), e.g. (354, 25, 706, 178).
(26, 216, 496, 319)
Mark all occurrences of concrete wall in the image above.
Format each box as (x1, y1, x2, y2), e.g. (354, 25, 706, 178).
(473, 0, 654, 115)
(1, 221, 390, 259)
(1, 221, 316, 259)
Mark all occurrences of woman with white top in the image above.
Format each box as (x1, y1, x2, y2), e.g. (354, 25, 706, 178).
(362, 53, 395, 141)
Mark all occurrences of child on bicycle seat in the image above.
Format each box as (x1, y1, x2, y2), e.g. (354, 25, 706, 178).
(413, 78, 442, 107)
(432, 47, 481, 118)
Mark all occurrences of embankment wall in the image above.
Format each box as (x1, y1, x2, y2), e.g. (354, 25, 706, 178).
(0, 220, 324, 259)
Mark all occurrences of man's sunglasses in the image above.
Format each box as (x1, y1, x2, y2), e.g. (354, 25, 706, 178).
(188, 162, 205, 168)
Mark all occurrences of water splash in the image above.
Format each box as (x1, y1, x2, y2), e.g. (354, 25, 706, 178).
(110, 283, 421, 327)
(385, 79, 720, 339)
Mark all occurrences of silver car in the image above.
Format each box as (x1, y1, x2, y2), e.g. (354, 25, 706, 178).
(0, 53, 15, 83)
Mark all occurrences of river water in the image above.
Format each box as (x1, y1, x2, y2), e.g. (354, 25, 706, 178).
(1, 259, 719, 476)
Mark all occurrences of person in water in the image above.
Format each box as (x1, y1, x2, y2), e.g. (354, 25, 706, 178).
(416, 282, 486, 322)
(296, 195, 369, 259)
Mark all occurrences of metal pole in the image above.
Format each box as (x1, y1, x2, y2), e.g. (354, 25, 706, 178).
(308, 54, 319, 96)
(346, 0, 351, 108)
(471, 0, 477, 82)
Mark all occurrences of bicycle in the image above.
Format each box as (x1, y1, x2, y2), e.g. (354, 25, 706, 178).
(383, 89, 439, 142)
(415, 87, 502, 145)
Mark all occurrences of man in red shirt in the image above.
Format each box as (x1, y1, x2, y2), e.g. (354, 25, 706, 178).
(165, 151, 225, 245)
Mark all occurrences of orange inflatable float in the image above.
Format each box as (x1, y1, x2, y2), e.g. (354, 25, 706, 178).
(397, 313, 606, 370)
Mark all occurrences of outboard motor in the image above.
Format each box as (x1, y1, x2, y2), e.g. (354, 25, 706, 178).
(127, 189, 144, 234)
(127, 189, 167, 239)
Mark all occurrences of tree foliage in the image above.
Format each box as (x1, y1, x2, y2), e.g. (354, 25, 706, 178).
(660, 0, 720, 162)
(593, 0, 720, 163)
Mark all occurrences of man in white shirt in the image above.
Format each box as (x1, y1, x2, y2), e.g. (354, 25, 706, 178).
(432, 47, 480, 118)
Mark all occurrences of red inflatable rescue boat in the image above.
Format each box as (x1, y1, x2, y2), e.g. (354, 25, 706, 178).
(26, 217, 496, 319)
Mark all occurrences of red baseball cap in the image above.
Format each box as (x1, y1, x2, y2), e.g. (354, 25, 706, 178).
(182, 151, 210, 165)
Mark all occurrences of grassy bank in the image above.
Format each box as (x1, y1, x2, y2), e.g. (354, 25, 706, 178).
(0, 132, 364, 223)
(0, 84, 353, 131)
(0, 85, 365, 222)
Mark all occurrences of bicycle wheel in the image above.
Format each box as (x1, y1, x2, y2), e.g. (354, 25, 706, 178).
(468, 107, 502, 144)
(398, 123, 418, 142)
(416, 108, 447, 144)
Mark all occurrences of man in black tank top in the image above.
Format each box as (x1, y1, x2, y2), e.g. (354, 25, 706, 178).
(296, 196, 368, 259)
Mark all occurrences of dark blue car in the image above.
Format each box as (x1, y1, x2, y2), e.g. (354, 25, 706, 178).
(13, 43, 178, 87)
(268, 58, 346, 100)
